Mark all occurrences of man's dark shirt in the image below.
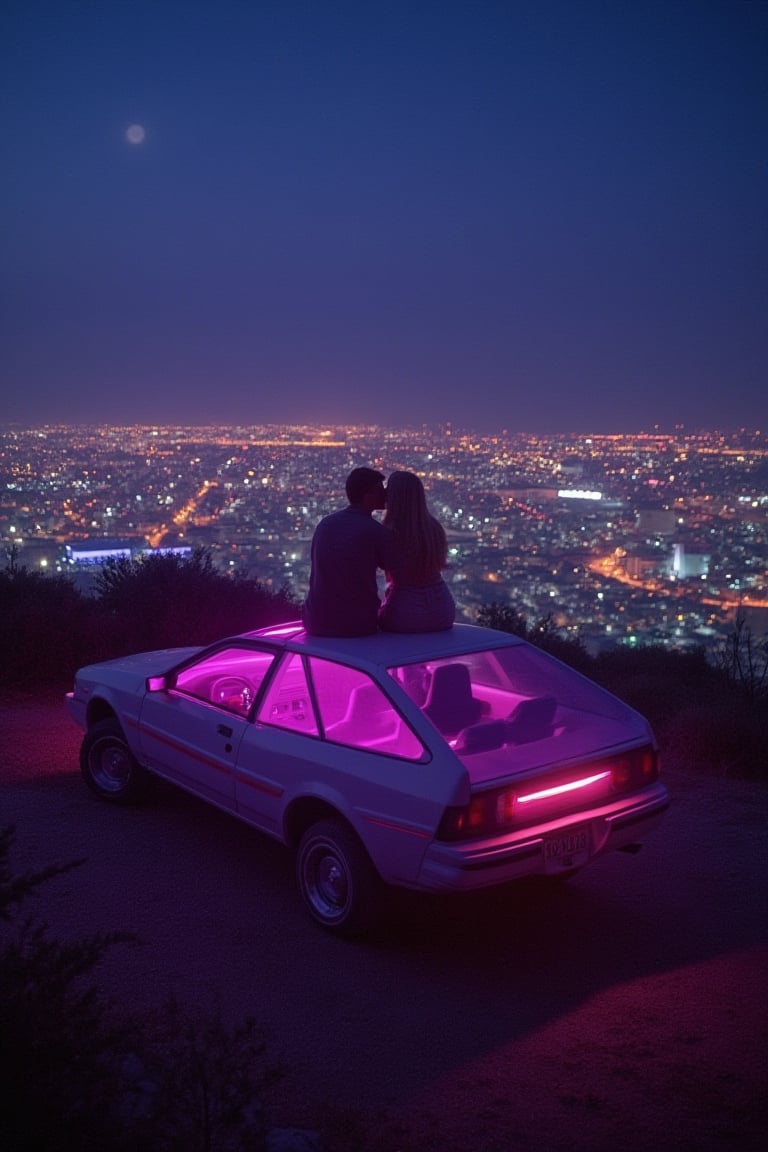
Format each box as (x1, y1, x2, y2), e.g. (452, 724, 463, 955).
(302, 505, 399, 636)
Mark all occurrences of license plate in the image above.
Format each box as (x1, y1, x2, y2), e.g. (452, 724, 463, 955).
(544, 827, 590, 870)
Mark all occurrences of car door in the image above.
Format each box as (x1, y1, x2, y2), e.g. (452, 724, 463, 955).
(138, 644, 276, 810)
(138, 692, 247, 809)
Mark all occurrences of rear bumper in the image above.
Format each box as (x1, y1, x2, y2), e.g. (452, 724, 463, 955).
(416, 782, 670, 892)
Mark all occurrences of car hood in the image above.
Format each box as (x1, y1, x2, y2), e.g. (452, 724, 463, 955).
(77, 646, 201, 683)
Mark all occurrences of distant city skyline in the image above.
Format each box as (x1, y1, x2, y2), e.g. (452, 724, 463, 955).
(4, 425, 766, 655)
(2, 1, 766, 433)
(1, 417, 766, 439)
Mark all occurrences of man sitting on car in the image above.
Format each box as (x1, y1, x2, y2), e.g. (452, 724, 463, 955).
(302, 467, 399, 637)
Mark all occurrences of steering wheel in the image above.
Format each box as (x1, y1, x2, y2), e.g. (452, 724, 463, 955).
(210, 677, 253, 713)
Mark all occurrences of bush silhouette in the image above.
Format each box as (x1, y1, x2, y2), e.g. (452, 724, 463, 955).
(716, 608, 768, 703)
(477, 601, 592, 672)
(95, 548, 299, 652)
(0, 826, 137, 1151)
(1, 551, 299, 688)
(0, 565, 117, 689)
(0, 826, 276, 1151)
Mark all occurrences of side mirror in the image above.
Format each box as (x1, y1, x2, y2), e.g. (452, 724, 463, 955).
(147, 675, 167, 692)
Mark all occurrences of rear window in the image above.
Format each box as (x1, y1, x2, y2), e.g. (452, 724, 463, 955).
(390, 646, 630, 723)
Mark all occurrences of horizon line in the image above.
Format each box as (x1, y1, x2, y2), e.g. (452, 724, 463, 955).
(1, 421, 765, 439)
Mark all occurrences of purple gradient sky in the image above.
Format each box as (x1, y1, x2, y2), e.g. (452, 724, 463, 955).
(1, 0, 766, 433)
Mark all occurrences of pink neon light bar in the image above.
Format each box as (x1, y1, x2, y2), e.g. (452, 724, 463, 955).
(517, 770, 611, 804)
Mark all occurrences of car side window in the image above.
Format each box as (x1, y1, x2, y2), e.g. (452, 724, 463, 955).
(309, 657, 425, 760)
(174, 646, 276, 715)
(256, 653, 320, 736)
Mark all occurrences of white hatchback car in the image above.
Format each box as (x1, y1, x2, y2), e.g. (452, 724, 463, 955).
(66, 621, 669, 933)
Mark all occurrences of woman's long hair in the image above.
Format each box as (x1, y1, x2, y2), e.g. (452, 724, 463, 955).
(383, 471, 447, 582)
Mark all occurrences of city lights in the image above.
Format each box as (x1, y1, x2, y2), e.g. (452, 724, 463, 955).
(1, 423, 766, 655)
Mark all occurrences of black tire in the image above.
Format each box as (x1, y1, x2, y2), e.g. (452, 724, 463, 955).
(296, 818, 380, 935)
(80, 718, 149, 805)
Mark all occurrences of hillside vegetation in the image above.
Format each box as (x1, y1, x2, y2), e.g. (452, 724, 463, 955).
(2, 551, 766, 780)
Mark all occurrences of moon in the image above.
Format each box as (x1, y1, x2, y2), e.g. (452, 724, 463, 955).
(126, 124, 146, 145)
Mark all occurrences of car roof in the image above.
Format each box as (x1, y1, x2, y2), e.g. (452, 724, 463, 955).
(243, 621, 524, 671)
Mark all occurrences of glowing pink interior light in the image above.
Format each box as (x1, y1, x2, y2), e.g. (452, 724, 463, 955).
(258, 622, 305, 637)
(517, 770, 611, 804)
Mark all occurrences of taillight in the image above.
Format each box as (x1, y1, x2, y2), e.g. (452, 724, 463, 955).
(436, 744, 659, 842)
(611, 745, 659, 792)
(437, 789, 517, 841)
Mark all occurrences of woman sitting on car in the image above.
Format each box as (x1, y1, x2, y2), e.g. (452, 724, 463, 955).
(378, 470, 455, 633)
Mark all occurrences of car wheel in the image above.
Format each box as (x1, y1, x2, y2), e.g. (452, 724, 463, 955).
(296, 819, 379, 935)
(80, 719, 148, 805)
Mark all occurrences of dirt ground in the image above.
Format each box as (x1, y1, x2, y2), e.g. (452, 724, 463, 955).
(2, 689, 768, 1151)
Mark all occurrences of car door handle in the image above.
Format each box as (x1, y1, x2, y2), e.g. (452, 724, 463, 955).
(217, 723, 233, 738)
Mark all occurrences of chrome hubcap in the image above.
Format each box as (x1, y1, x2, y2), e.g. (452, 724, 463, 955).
(305, 845, 349, 919)
(92, 741, 131, 792)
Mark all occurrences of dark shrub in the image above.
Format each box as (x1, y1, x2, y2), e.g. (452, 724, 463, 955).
(0, 827, 275, 1151)
(476, 601, 528, 637)
(133, 1004, 273, 1151)
(0, 827, 136, 1152)
(477, 602, 592, 672)
(0, 566, 118, 690)
(94, 549, 299, 652)
(1, 551, 299, 689)
(591, 645, 721, 729)
(716, 609, 768, 703)
(660, 698, 768, 778)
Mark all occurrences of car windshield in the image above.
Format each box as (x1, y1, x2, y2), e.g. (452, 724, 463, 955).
(174, 646, 276, 714)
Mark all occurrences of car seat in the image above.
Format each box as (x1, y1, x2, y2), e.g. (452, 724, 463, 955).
(422, 663, 483, 737)
(505, 695, 557, 744)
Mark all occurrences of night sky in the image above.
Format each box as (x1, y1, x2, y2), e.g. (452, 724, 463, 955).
(2, 0, 766, 433)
